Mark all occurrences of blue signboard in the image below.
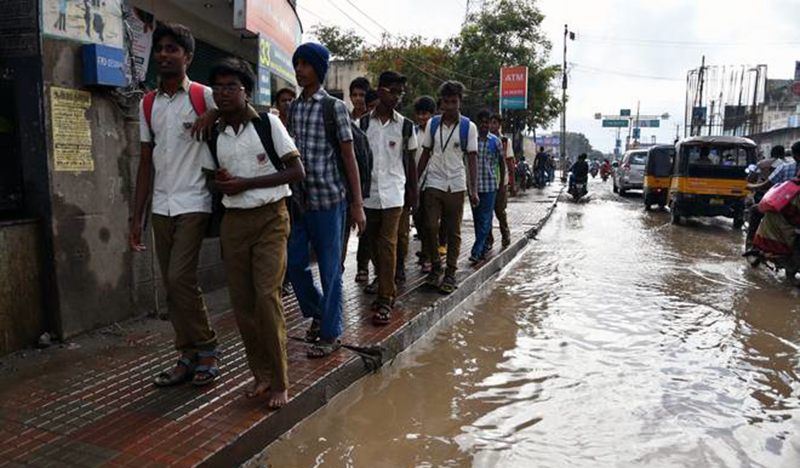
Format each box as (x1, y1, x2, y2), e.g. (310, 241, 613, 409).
(501, 96, 526, 110)
(82, 44, 126, 87)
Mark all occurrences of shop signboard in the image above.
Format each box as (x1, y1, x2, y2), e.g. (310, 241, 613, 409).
(500, 66, 528, 111)
(233, 0, 302, 58)
(43, 0, 124, 48)
(255, 34, 271, 106)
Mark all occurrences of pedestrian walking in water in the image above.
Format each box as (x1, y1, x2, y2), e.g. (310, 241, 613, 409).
(287, 42, 366, 358)
(417, 81, 479, 294)
(359, 71, 418, 324)
(487, 114, 513, 249)
(130, 23, 222, 388)
(344, 77, 372, 283)
(470, 110, 502, 263)
(208, 58, 304, 408)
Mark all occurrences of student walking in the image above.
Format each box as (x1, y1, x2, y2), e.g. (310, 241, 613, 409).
(344, 77, 372, 283)
(130, 23, 221, 387)
(411, 96, 436, 273)
(287, 43, 366, 358)
(487, 113, 513, 249)
(416, 81, 479, 294)
(208, 58, 305, 408)
(360, 71, 418, 324)
(470, 110, 503, 263)
(273, 87, 296, 128)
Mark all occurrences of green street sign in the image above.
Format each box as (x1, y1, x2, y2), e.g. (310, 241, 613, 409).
(603, 119, 628, 128)
(620, 109, 631, 116)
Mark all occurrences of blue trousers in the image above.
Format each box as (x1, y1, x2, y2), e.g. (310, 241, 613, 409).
(471, 191, 496, 258)
(287, 201, 346, 341)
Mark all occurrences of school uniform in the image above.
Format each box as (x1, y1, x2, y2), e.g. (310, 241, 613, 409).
(216, 106, 297, 392)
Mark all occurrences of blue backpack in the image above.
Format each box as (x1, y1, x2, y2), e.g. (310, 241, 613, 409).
(429, 115, 471, 156)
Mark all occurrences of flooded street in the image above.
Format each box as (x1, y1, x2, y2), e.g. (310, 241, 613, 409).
(263, 179, 800, 468)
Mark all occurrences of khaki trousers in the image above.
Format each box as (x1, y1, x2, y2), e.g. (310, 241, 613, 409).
(423, 188, 465, 276)
(395, 206, 410, 273)
(152, 213, 218, 352)
(365, 207, 403, 304)
(221, 201, 290, 391)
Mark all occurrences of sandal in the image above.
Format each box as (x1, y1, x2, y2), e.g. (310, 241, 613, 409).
(439, 274, 457, 295)
(372, 303, 392, 326)
(307, 338, 341, 359)
(153, 354, 195, 387)
(364, 279, 379, 294)
(355, 269, 369, 283)
(424, 268, 442, 288)
(192, 350, 221, 387)
(305, 318, 321, 343)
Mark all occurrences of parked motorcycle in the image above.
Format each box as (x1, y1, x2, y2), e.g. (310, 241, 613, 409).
(517, 159, 534, 191)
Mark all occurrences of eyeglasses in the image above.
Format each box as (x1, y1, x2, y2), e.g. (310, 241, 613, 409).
(379, 87, 405, 98)
(212, 85, 245, 95)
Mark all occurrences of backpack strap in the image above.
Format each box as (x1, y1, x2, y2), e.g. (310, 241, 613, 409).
(143, 90, 156, 138)
(402, 118, 413, 152)
(429, 115, 441, 149)
(252, 113, 285, 171)
(188, 81, 207, 117)
(359, 114, 370, 133)
(207, 127, 220, 169)
(321, 96, 340, 154)
(459, 116, 470, 153)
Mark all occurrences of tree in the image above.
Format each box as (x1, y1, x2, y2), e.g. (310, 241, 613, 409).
(448, 0, 562, 132)
(311, 24, 366, 61)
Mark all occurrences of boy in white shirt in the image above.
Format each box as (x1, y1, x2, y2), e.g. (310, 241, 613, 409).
(209, 58, 305, 409)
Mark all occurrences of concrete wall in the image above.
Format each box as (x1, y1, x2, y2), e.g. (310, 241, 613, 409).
(325, 60, 369, 104)
(0, 220, 43, 354)
(41, 37, 225, 338)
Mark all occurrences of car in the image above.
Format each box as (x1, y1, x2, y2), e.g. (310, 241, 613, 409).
(613, 149, 648, 195)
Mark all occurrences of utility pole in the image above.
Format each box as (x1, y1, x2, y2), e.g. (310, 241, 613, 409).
(693, 55, 706, 137)
(560, 24, 572, 182)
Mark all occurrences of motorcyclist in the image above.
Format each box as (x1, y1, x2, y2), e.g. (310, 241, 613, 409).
(745, 145, 786, 248)
(569, 153, 590, 195)
(534, 147, 548, 187)
(600, 159, 612, 180)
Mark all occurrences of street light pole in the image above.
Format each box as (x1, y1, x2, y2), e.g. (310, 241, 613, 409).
(560, 24, 568, 182)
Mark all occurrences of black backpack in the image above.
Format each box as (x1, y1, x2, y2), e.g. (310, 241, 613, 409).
(206, 113, 289, 236)
(321, 96, 373, 201)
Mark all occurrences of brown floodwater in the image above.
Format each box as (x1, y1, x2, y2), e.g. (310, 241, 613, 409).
(259, 180, 800, 468)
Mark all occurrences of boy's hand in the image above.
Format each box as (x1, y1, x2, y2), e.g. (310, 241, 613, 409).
(351, 202, 366, 235)
(129, 218, 146, 252)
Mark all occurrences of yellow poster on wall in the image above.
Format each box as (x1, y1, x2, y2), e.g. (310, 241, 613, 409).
(50, 87, 94, 172)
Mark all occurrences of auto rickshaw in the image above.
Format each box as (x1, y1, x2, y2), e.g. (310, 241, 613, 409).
(668, 136, 757, 227)
(643, 144, 675, 211)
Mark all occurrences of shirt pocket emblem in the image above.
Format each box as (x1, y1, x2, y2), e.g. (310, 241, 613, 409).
(389, 140, 397, 148)
(257, 153, 267, 165)
(454, 142, 461, 149)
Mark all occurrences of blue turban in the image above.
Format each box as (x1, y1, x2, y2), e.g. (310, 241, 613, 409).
(292, 42, 330, 83)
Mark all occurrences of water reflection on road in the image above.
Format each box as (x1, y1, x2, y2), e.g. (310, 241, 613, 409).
(263, 179, 800, 468)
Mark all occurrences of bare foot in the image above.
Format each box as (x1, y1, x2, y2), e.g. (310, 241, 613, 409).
(268, 389, 289, 409)
(245, 381, 270, 399)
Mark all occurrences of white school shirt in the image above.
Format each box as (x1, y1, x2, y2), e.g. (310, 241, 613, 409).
(139, 78, 217, 216)
(363, 110, 418, 210)
(421, 115, 478, 193)
(216, 110, 298, 209)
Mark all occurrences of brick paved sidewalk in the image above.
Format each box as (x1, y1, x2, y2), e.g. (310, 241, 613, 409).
(0, 185, 561, 468)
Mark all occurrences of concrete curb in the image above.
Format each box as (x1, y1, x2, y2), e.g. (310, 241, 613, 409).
(212, 189, 562, 468)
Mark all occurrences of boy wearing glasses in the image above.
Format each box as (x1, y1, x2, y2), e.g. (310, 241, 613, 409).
(130, 23, 222, 388)
(360, 71, 418, 324)
(208, 58, 304, 409)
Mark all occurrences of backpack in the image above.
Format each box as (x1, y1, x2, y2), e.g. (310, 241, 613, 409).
(142, 81, 207, 139)
(322, 97, 372, 201)
(428, 115, 471, 158)
(205, 113, 288, 236)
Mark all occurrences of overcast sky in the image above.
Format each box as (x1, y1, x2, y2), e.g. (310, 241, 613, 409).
(296, 0, 800, 152)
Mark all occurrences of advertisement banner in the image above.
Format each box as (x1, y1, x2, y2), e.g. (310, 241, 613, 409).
(43, 0, 124, 48)
(233, 0, 302, 57)
(50, 87, 94, 172)
(500, 66, 528, 111)
(125, 7, 155, 84)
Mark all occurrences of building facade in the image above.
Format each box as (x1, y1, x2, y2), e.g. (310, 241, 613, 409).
(0, 0, 302, 355)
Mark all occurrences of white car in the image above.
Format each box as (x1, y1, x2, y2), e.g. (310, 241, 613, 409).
(613, 149, 648, 195)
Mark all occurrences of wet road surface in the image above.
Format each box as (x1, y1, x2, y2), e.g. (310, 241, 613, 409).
(261, 178, 800, 468)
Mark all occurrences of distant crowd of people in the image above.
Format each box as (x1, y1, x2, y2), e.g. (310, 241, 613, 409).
(129, 23, 524, 409)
